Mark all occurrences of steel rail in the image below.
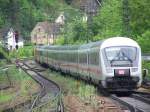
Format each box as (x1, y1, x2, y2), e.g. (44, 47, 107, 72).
(132, 94, 150, 105)
(17, 62, 46, 111)
(110, 95, 136, 112)
(19, 60, 64, 112)
(110, 94, 150, 112)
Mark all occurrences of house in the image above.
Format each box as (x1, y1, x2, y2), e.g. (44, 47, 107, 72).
(31, 21, 61, 45)
(2, 28, 24, 50)
(31, 14, 64, 45)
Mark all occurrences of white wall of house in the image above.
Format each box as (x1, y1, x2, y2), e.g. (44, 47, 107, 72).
(4, 28, 24, 50)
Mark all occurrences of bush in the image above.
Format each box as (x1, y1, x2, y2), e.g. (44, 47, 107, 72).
(0, 46, 10, 61)
(9, 45, 34, 59)
(137, 30, 150, 53)
(142, 61, 150, 79)
(93, 0, 124, 39)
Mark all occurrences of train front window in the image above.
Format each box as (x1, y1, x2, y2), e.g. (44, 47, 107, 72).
(105, 47, 137, 67)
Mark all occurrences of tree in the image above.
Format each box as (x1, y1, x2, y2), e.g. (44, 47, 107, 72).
(137, 30, 150, 53)
(128, 0, 150, 37)
(93, 0, 124, 40)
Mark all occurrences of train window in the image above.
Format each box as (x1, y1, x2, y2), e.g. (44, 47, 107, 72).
(90, 51, 99, 65)
(105, 47, 137, 61)
(63, 52, 66, 61)
(69, 52, 75, 63)
(43, 51, 47, 57)
(62, 51, 67, 62)
(48, 52, 52, 58)
(51, 52, 53, 59)
(73, 51, 78, 63)
(79, 52, 87, 64)
(41, 50, 43, 56)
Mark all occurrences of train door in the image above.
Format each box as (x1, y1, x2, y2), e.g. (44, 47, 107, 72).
(47, 50, 48, 65)
(77, 49, 79, 76)
(89, 48, 101, 84)
(87, 49, 90, 81)
(84, 49, 90, 80)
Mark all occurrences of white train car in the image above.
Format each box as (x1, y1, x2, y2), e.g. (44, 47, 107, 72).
(35, 37, 142, 92)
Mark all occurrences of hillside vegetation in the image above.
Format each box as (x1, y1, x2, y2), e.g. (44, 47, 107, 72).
(56, 0, 150, 53)
(0, 0, 67, 39)
(0, 0, 150, 53)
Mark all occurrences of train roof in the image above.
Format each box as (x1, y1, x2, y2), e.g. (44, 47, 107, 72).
(36, 37, 140, 50)
(44, 45, 80, 50)
(101, 37, 140, 49)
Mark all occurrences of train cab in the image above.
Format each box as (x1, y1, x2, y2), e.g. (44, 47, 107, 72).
(100, 37, 142, 91)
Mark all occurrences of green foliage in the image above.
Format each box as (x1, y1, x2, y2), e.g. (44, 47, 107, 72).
(57, 0, 130, 44)
(137, 30, 150, 53)
(0, 44, 33, 60)
(0, 46, 10, 61)
(0, 93, 13, 103)
(0, 60, 9, 66)
(0, 13, 5, 28)
(0, 0, 67, 39)
(142, 61, 150, 79)
(0, 65, 40, 103)
(0, 0, 149, 53)
(45, 69, 97, 101)
(9, 45, 34, 58)
(65, 0, 73, 5)
(56, 18, 87, 45)
(93, 0, 124, 40)
(55, 36, 65, 45)
(128, 0, 150, 37)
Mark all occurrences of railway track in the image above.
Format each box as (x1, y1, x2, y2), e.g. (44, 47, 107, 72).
(110, 92, 150, 112)
(16, 60, 64, 112)
(13, 59, 150, 112)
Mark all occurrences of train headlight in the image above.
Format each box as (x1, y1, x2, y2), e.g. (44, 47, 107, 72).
(131, 67, 138, 72)
(106, 68, 113, 73)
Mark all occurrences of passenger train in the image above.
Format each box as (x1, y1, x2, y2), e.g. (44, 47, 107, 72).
(35, 37, 142, 92)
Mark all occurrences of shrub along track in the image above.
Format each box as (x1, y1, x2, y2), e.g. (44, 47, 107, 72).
(0, 65, 14, 90)
(4, 60, 64, 112)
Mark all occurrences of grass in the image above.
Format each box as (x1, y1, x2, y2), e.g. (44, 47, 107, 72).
(42, 69, 97, 101)
(0, 47, 10, 61)
(38, 69, 105, 112)
(0, 65, 40, 106)
(31, 69, 98, 112)
(0, 71, 9, 86)
(0, 59, 9, 66)
(0, 45, 34, 61)
(0, 93, 13, 103)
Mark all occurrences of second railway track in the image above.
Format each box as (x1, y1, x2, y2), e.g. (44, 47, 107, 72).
(110, 92, 150, 112)
(17, 60, 64, 112)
